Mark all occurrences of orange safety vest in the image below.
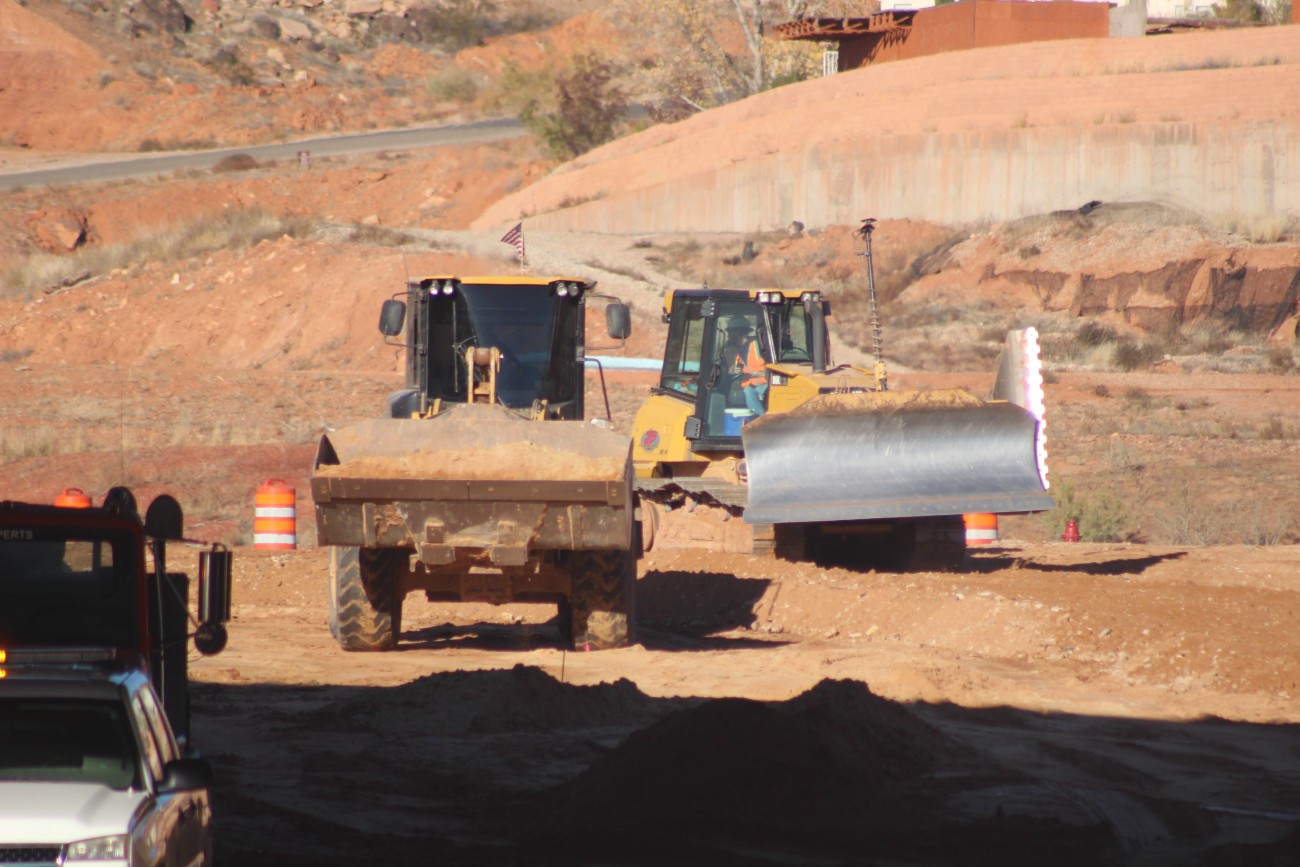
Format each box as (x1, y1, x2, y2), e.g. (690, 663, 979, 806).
(740, 340, 766, 387)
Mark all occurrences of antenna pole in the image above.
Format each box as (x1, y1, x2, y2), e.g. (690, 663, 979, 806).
(855, 218, 887, 392)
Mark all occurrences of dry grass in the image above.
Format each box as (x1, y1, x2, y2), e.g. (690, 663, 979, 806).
(1, 209, 315, 299)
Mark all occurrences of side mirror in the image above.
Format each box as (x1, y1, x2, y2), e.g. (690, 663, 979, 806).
(196, 547, 231, 656)
(605, 303, 631, 340)
(379, 299, 407, 337)
(159, 757, 215, 792)
(143, 495, 184, 541)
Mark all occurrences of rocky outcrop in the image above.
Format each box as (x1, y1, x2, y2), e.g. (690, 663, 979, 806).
(902, 210, 1300, 339)
(27, 207, 87, 252)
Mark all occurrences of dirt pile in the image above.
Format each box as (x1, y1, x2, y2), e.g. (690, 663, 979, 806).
(536, 679, 956, 839)
(307, 664, 664, 735)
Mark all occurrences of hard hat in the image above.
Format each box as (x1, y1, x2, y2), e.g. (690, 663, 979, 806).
(725, 317, 750, 331)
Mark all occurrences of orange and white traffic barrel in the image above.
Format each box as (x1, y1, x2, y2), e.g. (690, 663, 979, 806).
(254, 480, 296, 550)
(54, 488, 92, 508)
(963, 513, 998, 546)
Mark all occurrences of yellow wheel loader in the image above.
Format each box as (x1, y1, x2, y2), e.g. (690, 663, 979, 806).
(631, 221, 1053, 569)
(312, 276, 639, 651)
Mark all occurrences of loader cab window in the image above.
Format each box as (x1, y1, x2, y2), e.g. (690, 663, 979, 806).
(660, 300, 707, 399)
(0, 529, 140, 650)
(427, 283, 581, 411)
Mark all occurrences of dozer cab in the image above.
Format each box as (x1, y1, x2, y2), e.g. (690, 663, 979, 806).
(631, 222, 1053, 568)
(312, 276, 639, 651)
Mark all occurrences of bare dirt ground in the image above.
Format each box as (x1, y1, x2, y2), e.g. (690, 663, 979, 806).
(2, 5, 1300, 865)
(185, 539, 1300, 866)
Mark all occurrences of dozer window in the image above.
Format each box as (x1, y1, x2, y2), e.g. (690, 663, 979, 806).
(661, 300, 707, 399)
(775, 303, 814, 363)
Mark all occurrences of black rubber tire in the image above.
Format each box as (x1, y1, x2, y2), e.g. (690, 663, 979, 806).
(328, 545, 406, 651)
(567, 548, 637, 650)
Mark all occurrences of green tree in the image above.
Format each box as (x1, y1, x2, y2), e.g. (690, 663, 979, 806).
(614, 0, 843, 112)
(521, 53, 629, 160)
(1212, 0, 1266, 19)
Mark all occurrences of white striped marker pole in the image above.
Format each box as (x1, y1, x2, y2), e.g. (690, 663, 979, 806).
(254, 479, 296, 550)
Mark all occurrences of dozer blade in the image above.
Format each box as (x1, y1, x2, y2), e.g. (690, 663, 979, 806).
(312, 403, 634, 559)
(742, 393, 1052, 525)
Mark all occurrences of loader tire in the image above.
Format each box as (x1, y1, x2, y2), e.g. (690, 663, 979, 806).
(566, 548, 637, 650)
(329, 545, 405, 651)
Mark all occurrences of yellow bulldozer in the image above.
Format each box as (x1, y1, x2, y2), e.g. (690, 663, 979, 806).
(630, 220, 1053, 568)
(311, 276, 640, 651)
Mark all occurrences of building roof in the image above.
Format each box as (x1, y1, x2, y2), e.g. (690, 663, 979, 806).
(773, 11, 918, 41)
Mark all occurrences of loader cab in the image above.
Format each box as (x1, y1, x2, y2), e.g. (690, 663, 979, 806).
(392, 277, 592, 420)
(658, 289, 827, 449)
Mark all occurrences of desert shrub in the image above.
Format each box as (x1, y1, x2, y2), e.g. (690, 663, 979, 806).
(520, 53, 628, 161)
(1260, 416, 1288, 440)
(1076, 320, 1118, 348)
(1113, 338, 1164, 371)
(208, 47, 256, 87)
(1121, 385, 1153, 409)
(425, 67, 479, 103)
(424, 0, 494, 50)
(1266, 344, 1296, 372)
(1040, 477, 1133, 543)
(212, 153, 258, 173)
(347, 224, 417, 246)
(483, 61, 554, 116)
(1235, 499, 1295, 546)
(1149, 476, 1226, 545)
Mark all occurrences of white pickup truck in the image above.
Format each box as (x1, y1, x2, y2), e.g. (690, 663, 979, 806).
(0, 664, 214, 867)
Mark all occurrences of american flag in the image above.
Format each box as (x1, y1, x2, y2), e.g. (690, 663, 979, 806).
(500, 222, 525, 260)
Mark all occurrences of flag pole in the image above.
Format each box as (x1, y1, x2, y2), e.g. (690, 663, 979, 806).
(500, 222, 526, 273)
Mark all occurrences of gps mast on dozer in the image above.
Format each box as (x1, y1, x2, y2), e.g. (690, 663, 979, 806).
(0, 487, 233, 746)
(312, 276, 639, 651)
(631, 220, 1053, 567)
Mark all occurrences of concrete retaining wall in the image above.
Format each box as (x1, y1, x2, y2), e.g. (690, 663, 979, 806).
(520, 120, 1299, 235)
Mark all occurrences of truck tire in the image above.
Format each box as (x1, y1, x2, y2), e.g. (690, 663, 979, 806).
(328, 545, 405, 651)
(566, 548, 637, 650)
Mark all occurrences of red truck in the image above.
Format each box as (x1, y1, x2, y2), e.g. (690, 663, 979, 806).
(0, 486, 232, 748)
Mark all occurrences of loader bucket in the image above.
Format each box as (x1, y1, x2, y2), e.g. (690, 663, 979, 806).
(741, 392, 1052, 525)
(312, 403, 634, 561)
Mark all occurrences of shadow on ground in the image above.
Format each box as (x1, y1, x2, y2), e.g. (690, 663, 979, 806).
(193, 664, 1300, 867)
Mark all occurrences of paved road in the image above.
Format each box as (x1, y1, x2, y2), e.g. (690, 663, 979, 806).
(0, 117, 525, 191)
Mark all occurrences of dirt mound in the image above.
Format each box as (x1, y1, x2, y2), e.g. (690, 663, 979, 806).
(530, 679, 964, 845)
(306, 665, 664, 735)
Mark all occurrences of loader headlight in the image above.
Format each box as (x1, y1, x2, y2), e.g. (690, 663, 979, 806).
(440, 280, 457, 296)
(800, 291, 820, 303)
(555, 282, 571, 297)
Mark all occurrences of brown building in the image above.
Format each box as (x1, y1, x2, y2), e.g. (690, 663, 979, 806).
(776, 0, 1112, 71)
